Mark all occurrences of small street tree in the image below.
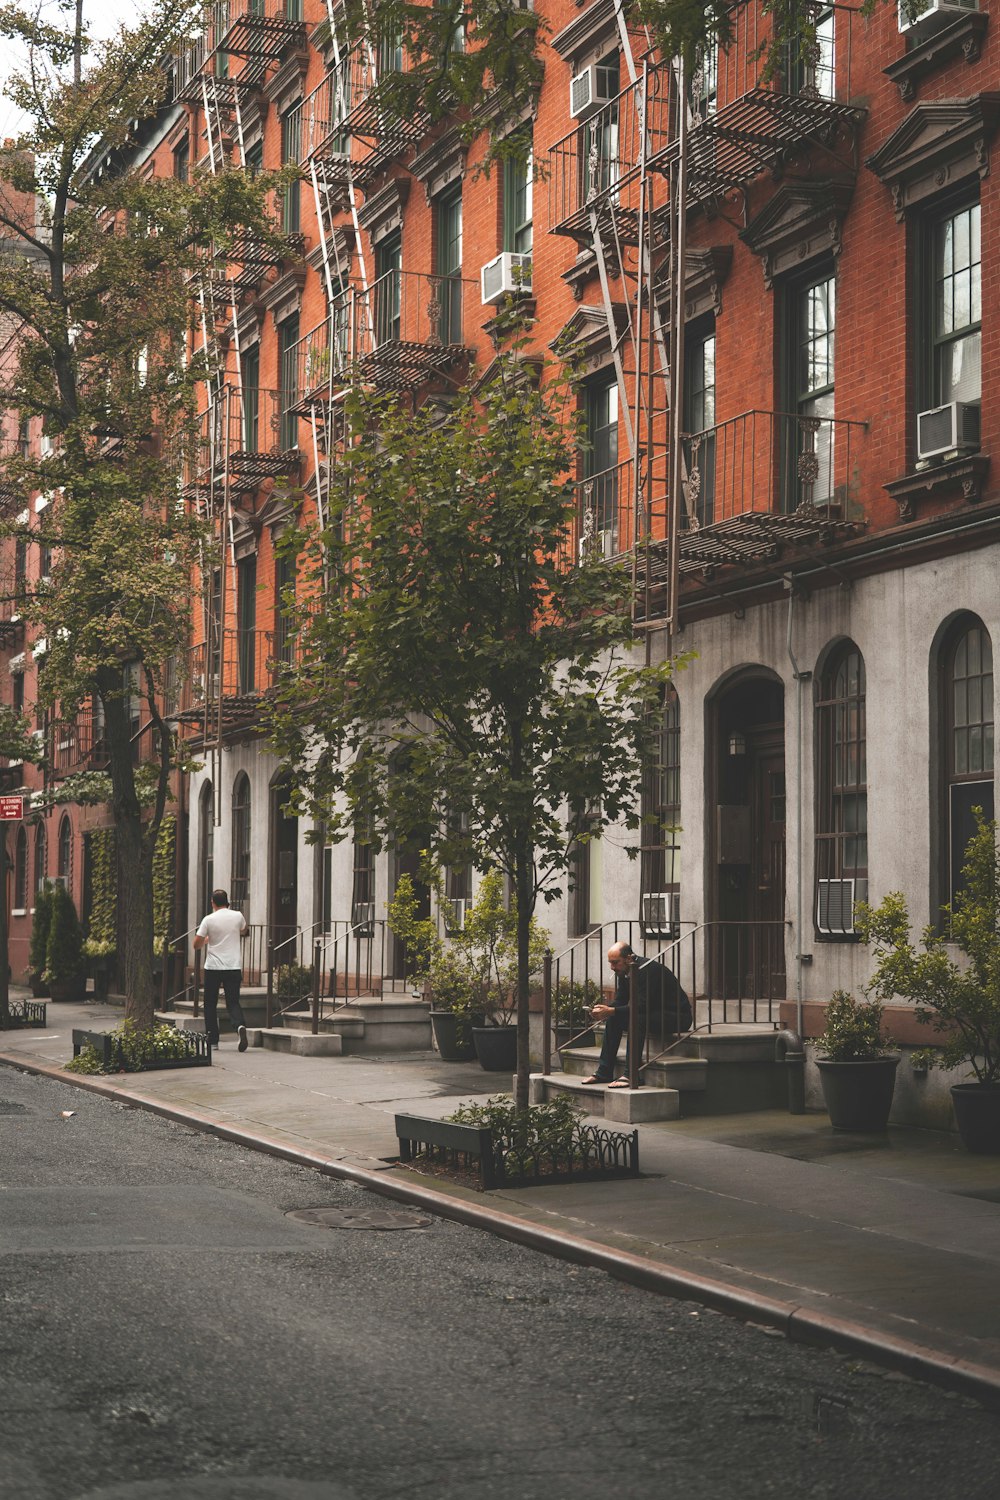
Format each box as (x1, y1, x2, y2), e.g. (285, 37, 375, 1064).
(0, 1, 282, 1026)
(270, 325, 682, 1109)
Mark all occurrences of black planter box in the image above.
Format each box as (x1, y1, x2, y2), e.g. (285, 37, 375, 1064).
(72, 1027, 212, 1070)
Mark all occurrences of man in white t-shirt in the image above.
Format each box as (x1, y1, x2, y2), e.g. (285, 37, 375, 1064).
(194, 889, 249, 1052)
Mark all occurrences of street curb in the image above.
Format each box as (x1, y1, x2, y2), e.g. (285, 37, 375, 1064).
(5, 1049, 1000, 1411)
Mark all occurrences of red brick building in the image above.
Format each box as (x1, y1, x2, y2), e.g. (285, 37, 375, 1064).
(3, 3, 997, 1124)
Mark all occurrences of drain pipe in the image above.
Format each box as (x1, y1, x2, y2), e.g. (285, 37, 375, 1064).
(775, 1027, 806, 1114)
(784, 577, 811, 1045)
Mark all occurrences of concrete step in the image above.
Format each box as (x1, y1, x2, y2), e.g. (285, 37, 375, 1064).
(530, 1072, 680, 1124)
(559, 1044, 708, 1092)
(247, 1027, 342, 1057)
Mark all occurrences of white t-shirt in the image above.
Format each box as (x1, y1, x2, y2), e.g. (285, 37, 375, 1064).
(196, 907, 247, 970)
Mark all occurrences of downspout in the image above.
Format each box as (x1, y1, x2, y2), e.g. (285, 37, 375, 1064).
(784, 577, 810, 1042)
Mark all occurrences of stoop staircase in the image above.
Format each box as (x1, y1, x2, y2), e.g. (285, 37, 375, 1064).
(532, 1016, 798, 1125)
(159, 979, 433, 1058)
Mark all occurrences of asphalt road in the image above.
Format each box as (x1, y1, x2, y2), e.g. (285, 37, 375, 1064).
(2, 1066, 1000, 1500)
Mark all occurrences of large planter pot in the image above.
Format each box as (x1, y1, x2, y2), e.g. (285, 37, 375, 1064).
(555, 1024, 595, 1052)
(950, 1083, 1000, 1155)
(816, 1056, 899, 1131)
(48, 974, 87, 1004)
(429, 1009, 479, 1062)
(472, 1025, 518, 1073)
(29, 972, 49, 999)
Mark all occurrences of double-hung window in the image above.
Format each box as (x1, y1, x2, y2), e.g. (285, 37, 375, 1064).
(436, 187, 463, 345)
(932, 201, 981, 411)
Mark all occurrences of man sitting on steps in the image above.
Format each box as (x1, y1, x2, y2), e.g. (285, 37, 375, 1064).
(582, 940, 691, 1089)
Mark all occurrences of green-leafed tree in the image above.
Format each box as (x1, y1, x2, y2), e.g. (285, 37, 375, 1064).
(638, 0, 916, 73)
(0, 1, 283, 1027)
(269, 323, 685, 1110)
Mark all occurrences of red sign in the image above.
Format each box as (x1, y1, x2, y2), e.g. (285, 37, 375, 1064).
(0, 796, 25, 820)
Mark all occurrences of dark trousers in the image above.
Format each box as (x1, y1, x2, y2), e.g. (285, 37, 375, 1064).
(203, 969, 246, 1043)
(594, 1006, 647, 1082)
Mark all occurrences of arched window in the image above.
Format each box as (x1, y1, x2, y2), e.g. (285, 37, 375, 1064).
(231, 773, 251, 915)
(34, 822, 47, 893)
(815, 642, 867, 936)
(941, 615, 994, 906)
(640, 686, 681, 937)
(14, 828, 28, 911)
(58, 815, 73, 894)
(199, 782, 215, 917)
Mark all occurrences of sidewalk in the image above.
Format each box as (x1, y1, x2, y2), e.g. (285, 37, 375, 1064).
(5, 995, 1000, 1406)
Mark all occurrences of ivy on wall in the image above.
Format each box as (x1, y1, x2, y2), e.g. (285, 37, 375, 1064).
(81, 816, 175, 959)
(153, 817, 176, 956)
(83, 828, 116, 959)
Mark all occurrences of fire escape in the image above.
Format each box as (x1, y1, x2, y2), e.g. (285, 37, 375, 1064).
(173, 1, 308, 758)
(544, 0, 870, 629)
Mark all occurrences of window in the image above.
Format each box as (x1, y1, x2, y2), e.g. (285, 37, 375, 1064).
(930, 201, 980, 411)
(274, 543, 297, 670)
(691, 40, 717, 120)
(569, 807, 601, 938)
(815, 643, 867, 935)
(435, 187, 462, 345)
(351, 816, 375, 927)
(375, 231, 401, 346)
(580, 54, 620, 206)
(199, 783, 215, 917)
(503, 149, 533, 255)
(582, 371, 619, 553)
(241, 344, 260, 451)
(941, 616, 994, 907)
(12, 668, 24, 714)
(34, 821, 46, 892)
(444, 806, 471, 928)
(237, 554, 257, 694)
(790, 5, 834, 101)
(124, 662, 142, 764)
(231, 773, 251, 915)
(278, 314, 300, 451)
(14, 827, 28, 911)
(785, 271, 835, 508)
(58, 815, 72, 894)
(244, 140, 263, 177)
(684, 324, 716, 526)
(14, 537, 26, 599)
(641, 688, 681, 919)
(173, 138, 189, 183)
(281, 106, 301, 234)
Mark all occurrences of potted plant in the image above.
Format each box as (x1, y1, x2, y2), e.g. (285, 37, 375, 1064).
(814, 989, 899, 1131)
(553, 977, 600, 1051)
(27, 882, 53, 998)
(43, 883, 87, 1003)
(423, 947, 480, 1061)
(276, 962, 314, 1011)
(858, 809, 1000, 1153)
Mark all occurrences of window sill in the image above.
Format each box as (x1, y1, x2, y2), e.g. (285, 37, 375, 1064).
(883, 452, 990, 521)
(884, 13, 989, 102)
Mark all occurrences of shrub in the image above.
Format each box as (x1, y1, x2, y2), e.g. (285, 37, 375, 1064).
(276, 963, 314, 1005)
(44, 884, 85, 985)
(64, 1019, 197, 1075)
(816, 989, 893, 1061)
(28, 882, 53, 977)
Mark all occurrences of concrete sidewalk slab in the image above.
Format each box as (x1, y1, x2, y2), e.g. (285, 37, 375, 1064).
(5, 996, 1000, 1406)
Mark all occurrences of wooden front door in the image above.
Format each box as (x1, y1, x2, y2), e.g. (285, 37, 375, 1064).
(750, 740, 786, 1000)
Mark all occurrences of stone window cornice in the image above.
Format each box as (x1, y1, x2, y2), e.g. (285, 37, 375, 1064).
(866, 93, 1000, 220)
(741, 180, 854, 289)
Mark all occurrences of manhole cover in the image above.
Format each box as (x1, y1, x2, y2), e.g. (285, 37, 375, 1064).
(0, 1101, 28, 1116)
(286, 1205, 433, 1232)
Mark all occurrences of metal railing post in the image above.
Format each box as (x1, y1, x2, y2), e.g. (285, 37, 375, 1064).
(542, 949, 552, 1076)
(628, 959, 639, 1089)
(312, 938, 321, 1035)
(266, 938, 273, 1028)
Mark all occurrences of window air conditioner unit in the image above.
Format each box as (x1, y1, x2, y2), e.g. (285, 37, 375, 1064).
(916, 401, 980, 461)
(480, 251, 532, 306)
(578, 528, 615, 561)
(351, 901, 375, 935)
(816, 878, 867, 937)
(569, 63, 615, 120)
(898, 0, 977, 34)
(446, 897, 467, 933)
(641, 891, 680, 937)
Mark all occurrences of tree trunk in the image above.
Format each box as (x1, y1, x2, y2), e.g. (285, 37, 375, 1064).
(101, 683, 156, 1029)
(514, 842, 532, 1114)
